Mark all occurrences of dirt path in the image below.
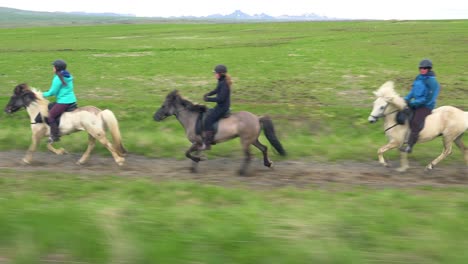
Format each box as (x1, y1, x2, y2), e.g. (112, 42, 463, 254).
(0, 151, 466, 189)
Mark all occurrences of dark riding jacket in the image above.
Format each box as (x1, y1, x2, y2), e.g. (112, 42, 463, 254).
(205, 76, 230, 112)
(203, 76, 231, 131)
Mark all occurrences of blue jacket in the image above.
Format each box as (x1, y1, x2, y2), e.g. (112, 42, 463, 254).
(404, 71, 439, 110)
(42, 70, 77, 104)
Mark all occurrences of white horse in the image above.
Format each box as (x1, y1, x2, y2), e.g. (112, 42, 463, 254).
(4, 83, 127, 165)
(368, 81, 468, 172)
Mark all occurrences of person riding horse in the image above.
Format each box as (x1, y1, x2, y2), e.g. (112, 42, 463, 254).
(400, 59, 440, 153)
(42, 59, 77, 143)
(200, 64, 232, 150)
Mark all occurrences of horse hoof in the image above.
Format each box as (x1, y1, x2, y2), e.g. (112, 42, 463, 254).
(22, 158, 31, 165)
(425, 165, 433, 171)
(238, 169, 249, 176)
(395, 167, 408, 173)
(116, 158, 125, 166)
(76, 160, 86, 165)
(58, 150, 67, 155)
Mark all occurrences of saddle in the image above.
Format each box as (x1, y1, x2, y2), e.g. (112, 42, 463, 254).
(195, 108, 231, 136)
(396, 108, 413, 125)
(34, 102, 78, 125)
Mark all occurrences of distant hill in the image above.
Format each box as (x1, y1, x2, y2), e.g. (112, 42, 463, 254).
(0, 7, 143, 27)
(0, 7, 338, 27)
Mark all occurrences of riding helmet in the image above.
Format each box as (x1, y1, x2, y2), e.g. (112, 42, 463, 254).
(52, 59, 67, 71)
(419, 59, 432, 68)
(213, 64, 227, 74)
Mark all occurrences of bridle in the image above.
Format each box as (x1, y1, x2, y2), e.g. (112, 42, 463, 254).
(371, 101, 400, 132)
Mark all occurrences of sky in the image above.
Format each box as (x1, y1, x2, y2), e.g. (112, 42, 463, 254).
(0, 0, 467, 20)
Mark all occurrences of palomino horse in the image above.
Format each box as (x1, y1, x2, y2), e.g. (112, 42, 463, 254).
(153, 90, 286, 175)
(368, 81, 468, 172)
(4, 83, 127, 165)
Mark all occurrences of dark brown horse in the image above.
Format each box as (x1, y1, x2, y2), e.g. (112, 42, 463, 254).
(153, 90, 286, 175)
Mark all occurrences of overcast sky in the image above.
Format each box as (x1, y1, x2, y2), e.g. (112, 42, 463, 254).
(0, 0, 467, 20)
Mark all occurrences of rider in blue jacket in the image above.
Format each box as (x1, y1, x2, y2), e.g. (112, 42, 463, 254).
(400, 59, 440, 153)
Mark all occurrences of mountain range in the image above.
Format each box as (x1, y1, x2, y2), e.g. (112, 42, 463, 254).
(175, 10, 335, 21)
(0, 7, 338, 26)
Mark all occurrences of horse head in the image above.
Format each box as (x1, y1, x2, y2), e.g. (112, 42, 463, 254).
(153, 90, 207, 121)
(368, 81, 405, 123)
(4, 83, 37, 114)
(153, 90, 180, 121)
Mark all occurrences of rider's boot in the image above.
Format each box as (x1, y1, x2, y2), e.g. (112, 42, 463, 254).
(48, 122, 61, 143)
(199, 131, 214, 150)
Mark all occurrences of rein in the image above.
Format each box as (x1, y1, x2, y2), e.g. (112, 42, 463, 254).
(372, 102, 401, 132)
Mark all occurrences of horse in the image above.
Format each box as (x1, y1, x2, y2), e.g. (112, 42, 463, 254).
(153, 90, 286, 175)
(368, 81, 468, 172)
(4, 83, 127, 166)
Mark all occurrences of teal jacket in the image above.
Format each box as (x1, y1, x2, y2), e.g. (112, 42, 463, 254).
(42, 72, 77, 104)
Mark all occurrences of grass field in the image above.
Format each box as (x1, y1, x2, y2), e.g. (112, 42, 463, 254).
(1, 171, 468, 263)
(0, 20, 467, 162)
(0, 20, 467, 263)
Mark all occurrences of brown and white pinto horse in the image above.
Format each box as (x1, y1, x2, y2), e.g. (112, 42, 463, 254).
(4, 83, 127, 165)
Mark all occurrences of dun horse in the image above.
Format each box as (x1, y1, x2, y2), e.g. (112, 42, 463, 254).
(368, 81, 468, 172)
(153, 90, 286, 175)
(4, 83, 127, 165)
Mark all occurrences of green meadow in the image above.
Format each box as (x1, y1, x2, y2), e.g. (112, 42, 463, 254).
(0, 20, 467, 161)
(0, 20, 467, 263)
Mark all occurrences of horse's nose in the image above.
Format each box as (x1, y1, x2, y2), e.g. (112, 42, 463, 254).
(368, 116, 376, 123)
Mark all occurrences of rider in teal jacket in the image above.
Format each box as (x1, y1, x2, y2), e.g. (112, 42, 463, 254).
(42, 59, 77, 143)
(43, 71, 76, 103)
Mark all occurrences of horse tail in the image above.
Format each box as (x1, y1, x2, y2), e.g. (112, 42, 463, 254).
(259, 116, 286, 156)
(100, 109, 127, 156)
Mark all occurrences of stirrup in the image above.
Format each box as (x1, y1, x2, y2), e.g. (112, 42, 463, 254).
(198, 143, 211, 151)
(48, 136, 60, 143)
(399, 145, 412, 153)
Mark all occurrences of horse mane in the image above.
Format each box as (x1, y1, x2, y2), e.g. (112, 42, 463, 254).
(374, 81, 400, 98)
(15, 83, 49, 117)
(170, 90, 207, 113)
(373, 81, 407, 110)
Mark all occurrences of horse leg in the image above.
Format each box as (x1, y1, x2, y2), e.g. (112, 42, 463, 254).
(454, 134, 468, 165)
(87, 127, 125, 166)
(396, 152, 410, 173)
(23, 128, 45, 164)
(77, 134, 96, 165)
(426, 136, 454, 170)
(253, 139, 272, 168)
(377, 140, 400, 167)
(239, 144, 252, 176)
(47, 142, 68, 155)
(185, 143, 202, 173)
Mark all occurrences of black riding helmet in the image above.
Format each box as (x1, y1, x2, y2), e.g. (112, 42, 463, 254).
(419, 59, 432, 69)
(52, 59, 67, 71)
(213, 64, 227, 74)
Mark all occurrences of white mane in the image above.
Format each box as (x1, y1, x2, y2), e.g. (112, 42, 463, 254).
(374, 81, 400, 98)
(373, 81, 407, 110)
(30, 87, 50, 117)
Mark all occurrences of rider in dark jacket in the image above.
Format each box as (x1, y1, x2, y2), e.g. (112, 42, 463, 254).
(200, 64, 231, 150)
(400, 59, 440, 153)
